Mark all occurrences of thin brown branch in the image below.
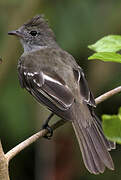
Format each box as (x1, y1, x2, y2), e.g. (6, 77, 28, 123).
(5, 86, 121, 163)
(0, 141, 9, 180)
(95, 86, 121, 105)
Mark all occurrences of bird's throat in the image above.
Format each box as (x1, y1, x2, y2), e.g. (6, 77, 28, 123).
(20, 39, 48, 53)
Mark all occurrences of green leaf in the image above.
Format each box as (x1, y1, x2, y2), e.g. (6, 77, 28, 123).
(88, 35, 121, 52)
(102, 108, 121, 144)
(88, 52, 121, 63)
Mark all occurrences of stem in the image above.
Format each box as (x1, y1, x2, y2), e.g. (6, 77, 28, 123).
(95, 86, 121, 105)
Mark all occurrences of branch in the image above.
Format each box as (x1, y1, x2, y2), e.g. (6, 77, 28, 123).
(0, 141, 10, 180)
(5, 86, 121, 163)
(95, 86, 121, 105)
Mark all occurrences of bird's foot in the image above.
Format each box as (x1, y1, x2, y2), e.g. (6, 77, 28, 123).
(42, 123, 53, 140)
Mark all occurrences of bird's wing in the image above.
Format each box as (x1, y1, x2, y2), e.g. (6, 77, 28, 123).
(18, 66, 74, 114)
(73, 67, 96, 108)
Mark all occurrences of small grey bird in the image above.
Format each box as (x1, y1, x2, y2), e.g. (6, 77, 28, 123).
(8, 15, 115, 174)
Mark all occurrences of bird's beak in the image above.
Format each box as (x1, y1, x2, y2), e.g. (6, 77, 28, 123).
(8, 30, 23, 38)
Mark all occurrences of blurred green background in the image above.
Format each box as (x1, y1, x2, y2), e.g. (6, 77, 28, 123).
(0, 0, 121, 179)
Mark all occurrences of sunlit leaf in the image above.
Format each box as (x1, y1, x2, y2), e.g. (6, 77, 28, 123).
(88, 52, 121, 63)
(88, 35, 121, 52)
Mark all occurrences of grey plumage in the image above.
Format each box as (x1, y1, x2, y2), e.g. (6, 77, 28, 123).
(8, 15, 115, 174)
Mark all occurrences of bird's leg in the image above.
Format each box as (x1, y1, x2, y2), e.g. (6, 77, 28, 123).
(42, 112, 54, 139)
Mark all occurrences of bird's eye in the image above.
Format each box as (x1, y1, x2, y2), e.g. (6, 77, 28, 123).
(30, 31, 37, 36)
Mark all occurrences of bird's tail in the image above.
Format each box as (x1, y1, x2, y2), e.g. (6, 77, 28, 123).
(72, 108, 115, 174)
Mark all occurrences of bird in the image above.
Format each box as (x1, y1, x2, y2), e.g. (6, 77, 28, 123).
(8, 14, 115, 174)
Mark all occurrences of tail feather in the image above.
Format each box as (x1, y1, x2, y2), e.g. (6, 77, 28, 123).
(72, 112, 115, 174)
(87, 120, 114, 169)
(72, 121, 103, 174)
(81, 124, 106, 173)
(94, 116, 116, 150)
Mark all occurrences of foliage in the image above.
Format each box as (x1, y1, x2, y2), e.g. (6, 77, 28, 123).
(88, 35, 121, 63)
(102, 108, 121, 144)
(88, 52, 121, 63)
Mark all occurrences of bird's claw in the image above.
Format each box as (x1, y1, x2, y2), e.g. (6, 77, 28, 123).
(42, 124, 53, 140)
